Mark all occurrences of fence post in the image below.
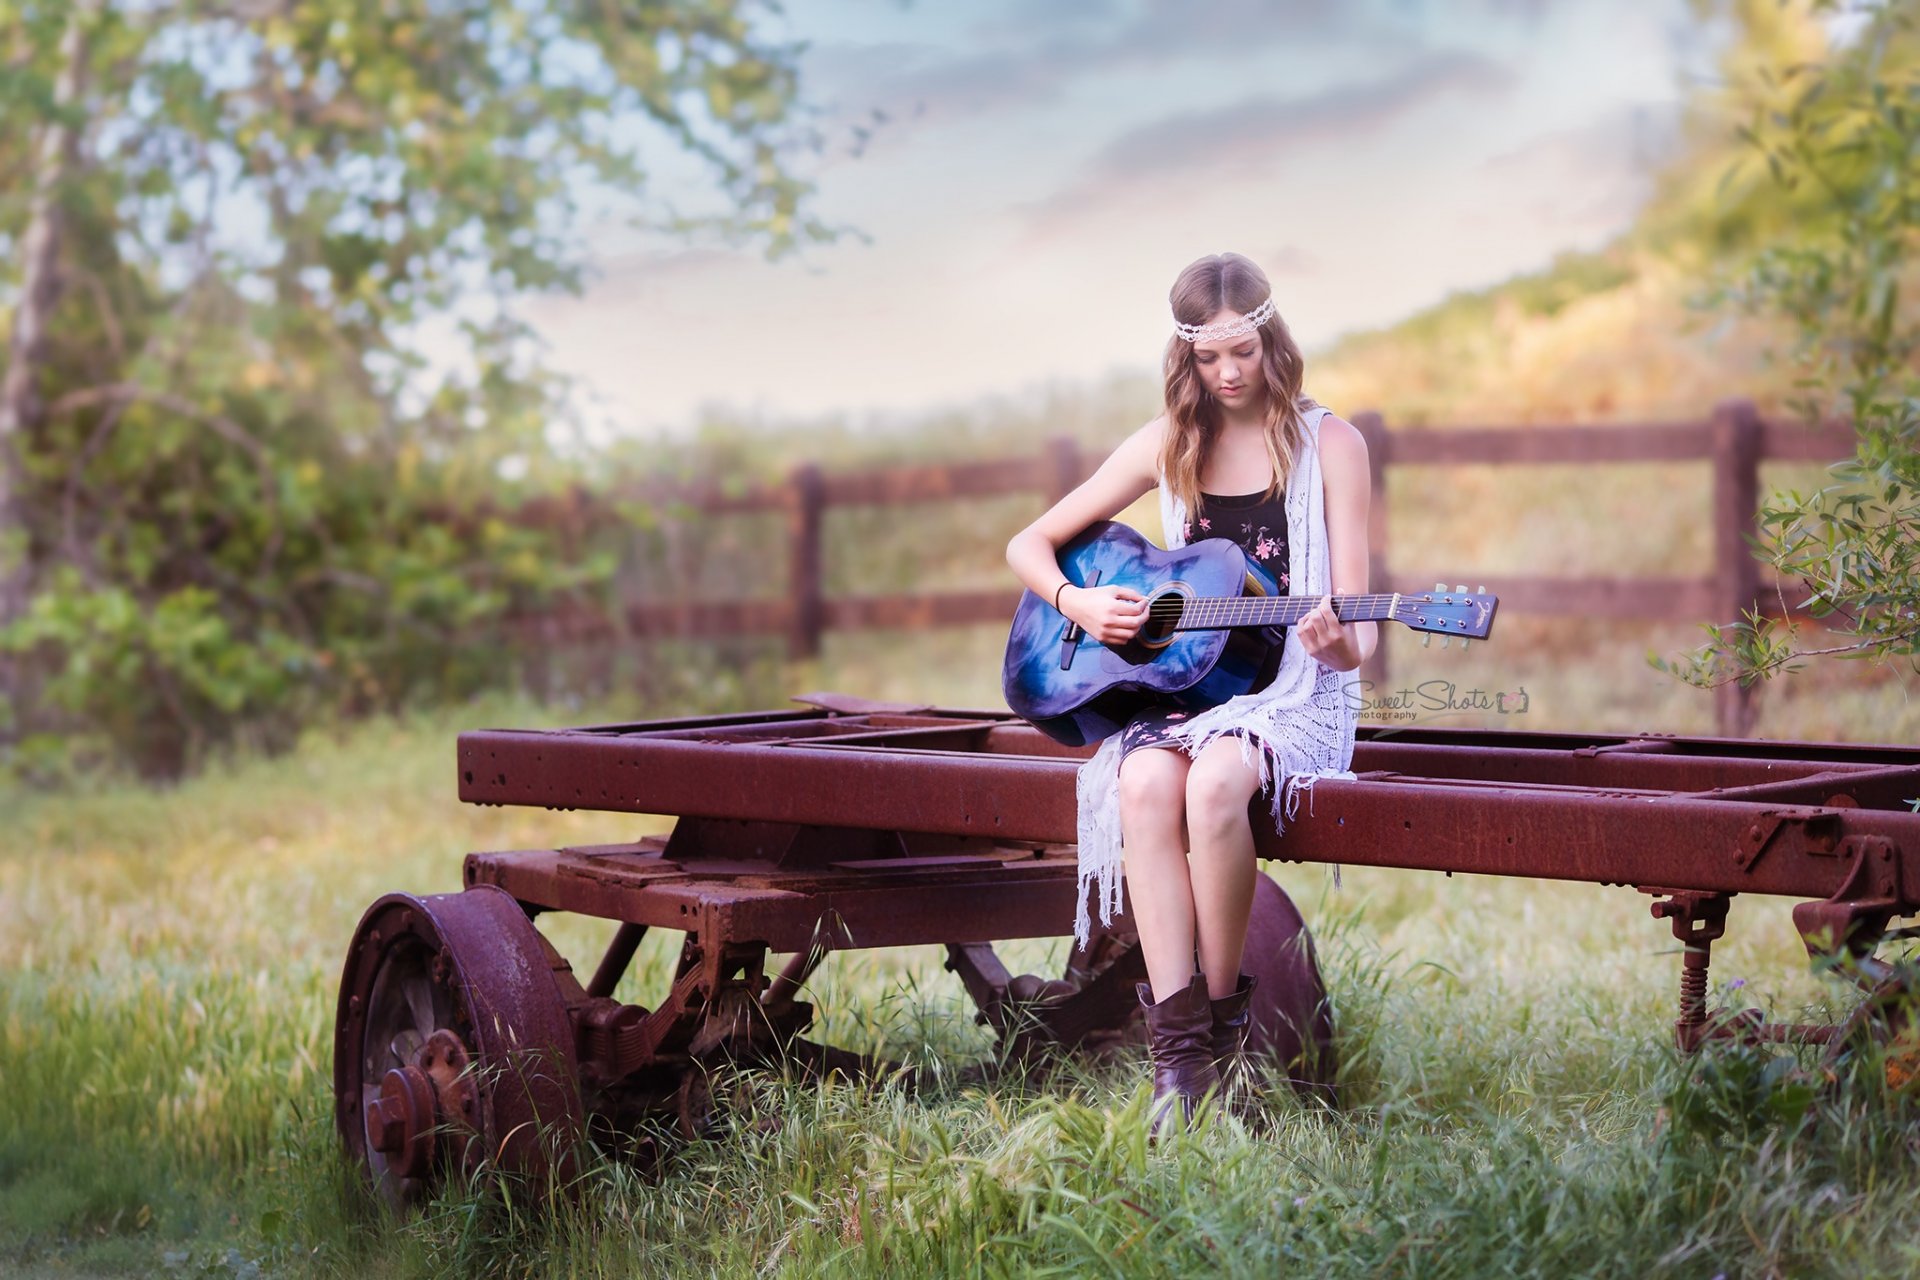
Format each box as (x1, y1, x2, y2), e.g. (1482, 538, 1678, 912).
(523, 615, 556, 703)
(1352, 410, 1390, 700)
(1710, 398, 1762, 737)
(786, 463, 825, 660)
(1043, 436, 1081, 505)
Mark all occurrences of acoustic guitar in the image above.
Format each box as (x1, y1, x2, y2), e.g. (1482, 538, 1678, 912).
(1002, 521, 1499, 747)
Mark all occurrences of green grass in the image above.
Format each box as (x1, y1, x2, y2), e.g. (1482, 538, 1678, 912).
(7, 660, 1920, 1277)
(4, 446, 1918, 1277)
(4, 370, 1917, 1272)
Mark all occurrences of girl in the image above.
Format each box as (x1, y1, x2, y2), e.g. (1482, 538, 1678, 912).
(1005, 252, 1373, 1128)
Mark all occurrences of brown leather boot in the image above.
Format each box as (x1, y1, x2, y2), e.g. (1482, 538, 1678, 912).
(1137, 973, 1219, 1134)
(1208, 974, 1258, 1102)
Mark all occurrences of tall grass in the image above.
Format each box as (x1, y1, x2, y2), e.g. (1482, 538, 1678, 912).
(8, 233, 1919, 1276)
(7, 674, 1920, 1277)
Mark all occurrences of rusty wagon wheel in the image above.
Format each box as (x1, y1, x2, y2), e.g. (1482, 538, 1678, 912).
(1238, 872, 1338, 1103)
(333, 885, 585, 1211)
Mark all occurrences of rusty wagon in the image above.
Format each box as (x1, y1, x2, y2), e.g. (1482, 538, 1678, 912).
(333, 692, 1920, 1205)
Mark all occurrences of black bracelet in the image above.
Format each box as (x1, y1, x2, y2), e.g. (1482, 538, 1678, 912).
(1053, 581, 1071, 611)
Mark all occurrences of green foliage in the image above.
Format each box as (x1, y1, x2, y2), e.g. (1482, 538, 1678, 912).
(0, 1, 826, 778)
(1635, 0, 1845, 263)
(1657, 0, 1920, 694)
(1658, 1037, 1820, 1142)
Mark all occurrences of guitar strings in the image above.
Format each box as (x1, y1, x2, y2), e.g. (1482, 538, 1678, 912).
(1139, 593, 1404, 621)
(1122, 590, 1478, 633)
(1141, 597, 1405, 614)
(1137, 593, 1405, 613)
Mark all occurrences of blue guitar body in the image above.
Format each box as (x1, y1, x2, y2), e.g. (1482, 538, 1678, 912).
(1002, 522, 1281, 748)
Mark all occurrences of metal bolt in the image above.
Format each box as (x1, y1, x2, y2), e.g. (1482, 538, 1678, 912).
(365, 1098, 404, 1153)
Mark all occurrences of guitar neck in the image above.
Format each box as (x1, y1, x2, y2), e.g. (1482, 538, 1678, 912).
(1174, 593, 1396, 631)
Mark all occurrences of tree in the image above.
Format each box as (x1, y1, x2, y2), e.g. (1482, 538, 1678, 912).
(1656, 0, 1920, 698)
(0, 0, 829, 776)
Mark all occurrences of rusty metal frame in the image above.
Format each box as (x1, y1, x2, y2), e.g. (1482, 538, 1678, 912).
(456, 699, 1920, 1059)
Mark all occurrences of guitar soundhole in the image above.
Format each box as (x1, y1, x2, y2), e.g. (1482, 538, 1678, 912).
(1139, 591, 1185, 648)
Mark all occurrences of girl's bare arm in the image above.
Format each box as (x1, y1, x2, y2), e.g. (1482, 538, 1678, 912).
(1005, 419, 1163, 644)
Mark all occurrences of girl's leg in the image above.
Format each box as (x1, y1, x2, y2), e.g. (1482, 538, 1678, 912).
(1184, 737, 1265, 1000)
(1117, 746, 1196, 1002)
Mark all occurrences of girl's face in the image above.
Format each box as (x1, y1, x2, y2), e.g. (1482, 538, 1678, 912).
(1191, 308, 1263, 406)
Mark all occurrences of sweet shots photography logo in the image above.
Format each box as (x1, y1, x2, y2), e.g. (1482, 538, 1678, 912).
(1350, 679, 1530, 723)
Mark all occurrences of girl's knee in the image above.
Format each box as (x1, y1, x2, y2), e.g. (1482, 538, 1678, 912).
(1119, 751, 1187, 830)
(1184, 748, 1261, 839)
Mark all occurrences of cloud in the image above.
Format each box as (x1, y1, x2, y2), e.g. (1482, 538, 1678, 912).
(804, 0, 1414, 155)
(1262, 243, 1321, 276)
(1474, 101, 1683, 233)
(1098, 0, 1386, 63)
(584, 247, 746, 291)
(1019, 51, 1515, 236)
(1479, 101, 1683, 178)
(963, 0, 1126, 43)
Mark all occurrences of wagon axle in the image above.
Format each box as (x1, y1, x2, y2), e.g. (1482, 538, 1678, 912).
(364, 1029, 475, 1182)
(1646, 856, 1920, 1060)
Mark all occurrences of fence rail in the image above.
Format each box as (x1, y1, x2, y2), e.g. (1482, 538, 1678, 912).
(518, 399, 1858, 737)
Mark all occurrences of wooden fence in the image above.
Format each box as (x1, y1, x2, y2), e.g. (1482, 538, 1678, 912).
(522, 399, 1856, 737)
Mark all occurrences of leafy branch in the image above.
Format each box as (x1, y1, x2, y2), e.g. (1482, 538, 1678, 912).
(1660, 0, 1920, 697)
(0, 1, 835, 778)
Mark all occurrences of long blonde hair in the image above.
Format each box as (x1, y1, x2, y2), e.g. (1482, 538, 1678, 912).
(1159, 252, 1317, 523)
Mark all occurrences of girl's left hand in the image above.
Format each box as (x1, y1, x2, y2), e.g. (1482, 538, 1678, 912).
(1297, 595, 1362, 672)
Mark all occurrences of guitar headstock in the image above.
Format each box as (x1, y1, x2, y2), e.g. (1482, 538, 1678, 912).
(1394, 583, 1499, 649)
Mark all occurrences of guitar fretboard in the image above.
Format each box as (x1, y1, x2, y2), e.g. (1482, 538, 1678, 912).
(1167, 593, 1398, 630)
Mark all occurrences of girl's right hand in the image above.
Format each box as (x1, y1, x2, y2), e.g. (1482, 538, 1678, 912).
(1061, 584, 1150, 645)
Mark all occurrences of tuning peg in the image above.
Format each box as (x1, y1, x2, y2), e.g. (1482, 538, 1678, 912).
(1460, 638, 1472, 651)
(1440, 635, 1451, 649)
(1455, 583, 1467, 593)
(1434, 581, 1446, 592)
(1475, 584, 1485, 595)
(1421, 633, 1432, 648)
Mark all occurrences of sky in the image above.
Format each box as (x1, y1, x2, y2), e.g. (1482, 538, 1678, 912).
(515, 0, 1716, 438)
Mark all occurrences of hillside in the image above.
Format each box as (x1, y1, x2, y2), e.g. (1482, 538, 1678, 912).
(1307, 245, 1799, 428)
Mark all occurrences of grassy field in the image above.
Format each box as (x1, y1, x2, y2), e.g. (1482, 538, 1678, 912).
(6, 630, 1920, 1278)
(8, 227, 1920, 1277)
(9, 383, 1920, 1275)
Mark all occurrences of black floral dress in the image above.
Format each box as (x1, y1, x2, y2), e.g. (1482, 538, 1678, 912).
(1118, 487, 1291, 761)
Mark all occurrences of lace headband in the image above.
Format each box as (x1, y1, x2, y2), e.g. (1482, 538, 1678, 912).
(1173, 296, 1275, 343)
